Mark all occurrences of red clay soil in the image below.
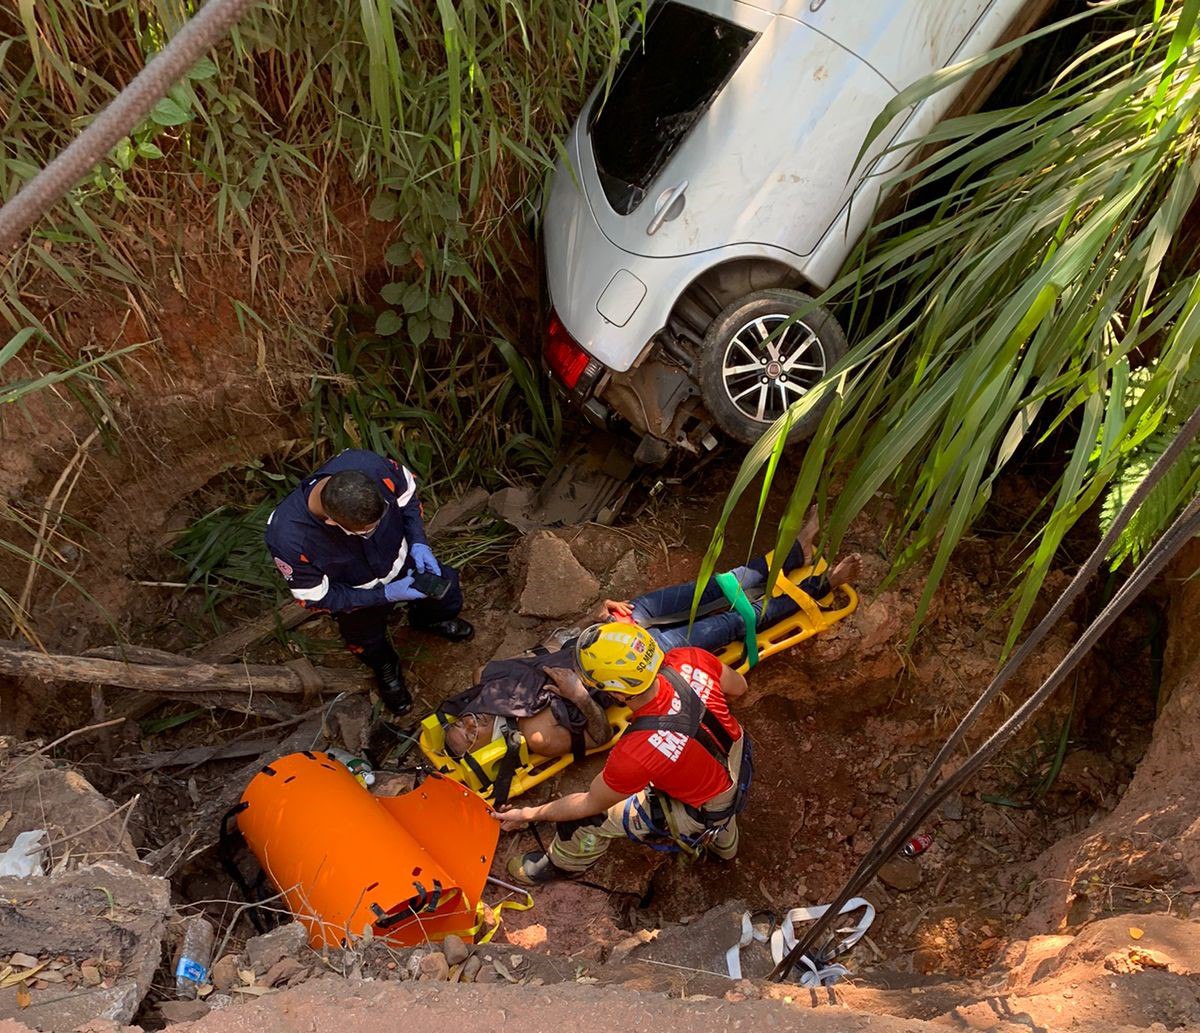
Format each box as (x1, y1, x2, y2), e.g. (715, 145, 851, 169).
(476, 483, 1156, 981)
(0, 186, 393, 672)
(1020, 538, 1200, 935)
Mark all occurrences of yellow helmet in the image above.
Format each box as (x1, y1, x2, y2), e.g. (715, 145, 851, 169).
(575, 623, 663, 696)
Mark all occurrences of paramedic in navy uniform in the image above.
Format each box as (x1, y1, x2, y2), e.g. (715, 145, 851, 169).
(264, 449, 473, 715)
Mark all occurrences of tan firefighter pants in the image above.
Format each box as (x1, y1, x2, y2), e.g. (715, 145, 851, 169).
(547, 736, 744, 874)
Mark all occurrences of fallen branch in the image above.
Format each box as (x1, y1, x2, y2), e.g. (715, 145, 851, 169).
(192, 601, 313, 664)
(115, 739, 277, 772)
(0, 640, 370, 704)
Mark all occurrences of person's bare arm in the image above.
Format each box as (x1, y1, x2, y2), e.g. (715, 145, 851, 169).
(545, 666, 612, 745)
(720, 662, 748, 700)
(593, 599, 633, 621)
(493, 770, 625, 826)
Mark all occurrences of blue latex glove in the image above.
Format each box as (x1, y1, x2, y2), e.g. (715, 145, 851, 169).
(384, 574, 427, 603)
(410, 543, 441, 575)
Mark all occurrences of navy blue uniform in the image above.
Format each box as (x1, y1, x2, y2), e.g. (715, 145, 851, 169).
(264, 449, 462, 665)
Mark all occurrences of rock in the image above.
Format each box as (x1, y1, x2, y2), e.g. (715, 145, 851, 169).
(488, 625, 544, 663)
(264, 957, 308, 988)
(441, 934, 471, 967)
(913, 947, 941, 974)
(515, 532, 601, 618)
(605, 550, 641, 600)
(80, 964, 103, 987)
(210, 954, 240, 992)
(0, 861, 170, 1029)
(207, 994, 234, 1011)
(563, 526, 635, 577)
(325, 696, 374, 755)
(474, 961, 501, 984)
(490, 487, 539, 532)
(877, 858, 922, 892)
(0, 756, 138, 864)
(245, 921, 307, 974)
(634, 900, 762, 978)
(158, 999, 211, 1023)
(418, 952, 450, 981)
(427, 487, 490, 535)
(460, 956, 483, 982)
(941, 792, 965, 821)
(405, 950, 427, 981)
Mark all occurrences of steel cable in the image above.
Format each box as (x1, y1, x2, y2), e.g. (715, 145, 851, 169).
(0, 0, 259, 253)
(770, 405, 1200, 980)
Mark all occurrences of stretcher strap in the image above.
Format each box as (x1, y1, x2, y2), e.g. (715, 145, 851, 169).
(714, 572, 759, 668)
(727, 898, 874, 985)
(461, 889, 536, 946)
(490, 730, 524, 807)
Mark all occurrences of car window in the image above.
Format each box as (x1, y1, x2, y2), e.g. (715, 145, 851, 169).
(588, 2, 758, 216)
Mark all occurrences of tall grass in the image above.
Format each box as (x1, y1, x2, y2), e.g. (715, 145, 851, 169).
(704, 0, 1200, 649)
(1, 0, 639, 345)
(0, 0, 640, 633)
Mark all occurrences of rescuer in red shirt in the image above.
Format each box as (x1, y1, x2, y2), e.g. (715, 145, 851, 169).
(496, 622, 752, 884)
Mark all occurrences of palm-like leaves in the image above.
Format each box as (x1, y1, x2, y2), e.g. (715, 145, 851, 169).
(705, 0, 1200, 649)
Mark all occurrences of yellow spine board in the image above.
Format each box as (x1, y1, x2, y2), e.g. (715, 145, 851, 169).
(419, 562, 858, 800)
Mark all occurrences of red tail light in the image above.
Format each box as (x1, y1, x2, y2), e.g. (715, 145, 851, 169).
(544, 311, 590, 389)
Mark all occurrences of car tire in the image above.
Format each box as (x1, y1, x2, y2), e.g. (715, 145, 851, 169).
(697, 288, 847, 447)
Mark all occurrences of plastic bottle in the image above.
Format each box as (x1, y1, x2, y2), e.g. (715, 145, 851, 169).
(325, 747, 376, 787)
(174, 915, 215, 999)
(900, 832, 933, 859)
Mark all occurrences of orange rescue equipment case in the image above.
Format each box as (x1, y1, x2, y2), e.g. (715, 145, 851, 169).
(237, 751, 499, 948)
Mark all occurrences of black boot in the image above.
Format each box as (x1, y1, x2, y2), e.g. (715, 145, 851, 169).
(410, 616, 474, 642)
(369, 658, 412, 716)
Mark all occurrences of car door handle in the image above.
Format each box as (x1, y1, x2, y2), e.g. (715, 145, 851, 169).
(646, 180, 688, 236)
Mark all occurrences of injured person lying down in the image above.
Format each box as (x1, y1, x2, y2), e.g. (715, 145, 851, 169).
(439, 510, 860, 762)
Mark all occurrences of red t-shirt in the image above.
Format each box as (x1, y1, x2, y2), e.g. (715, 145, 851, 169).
(602, 647, 742, 807)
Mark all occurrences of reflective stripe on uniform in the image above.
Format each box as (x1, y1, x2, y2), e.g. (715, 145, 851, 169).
(290, 575, 330, 602)
(395, 466, 417, 507)
(351, 540, 409, 590)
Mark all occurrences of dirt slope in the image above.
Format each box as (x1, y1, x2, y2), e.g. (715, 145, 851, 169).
(1021, 539, 1200, 934)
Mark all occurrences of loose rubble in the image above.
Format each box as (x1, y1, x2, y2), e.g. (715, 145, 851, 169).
(0, 862, 170, 1028)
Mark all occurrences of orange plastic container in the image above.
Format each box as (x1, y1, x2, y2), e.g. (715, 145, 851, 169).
(237, 752, 499, 948)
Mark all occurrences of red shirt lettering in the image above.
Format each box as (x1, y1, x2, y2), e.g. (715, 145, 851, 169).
(601, 647, 742, 807)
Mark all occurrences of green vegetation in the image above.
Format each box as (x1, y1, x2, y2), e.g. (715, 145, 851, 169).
(707, 0, 1200, 649)
(1, 0, 639, 631)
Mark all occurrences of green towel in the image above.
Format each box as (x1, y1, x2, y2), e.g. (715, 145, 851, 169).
(714, 572, 759, 668)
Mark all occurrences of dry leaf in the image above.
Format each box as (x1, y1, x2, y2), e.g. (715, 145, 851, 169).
(238, 969, 256, 986)
(0, 811, 11, 834)
(492, 960, 519, 984)
(231, 985, 274, 996)
(1129, 927, 1144, 940)
(15, 987, 30, 1010)
(0, 962, 48, 989)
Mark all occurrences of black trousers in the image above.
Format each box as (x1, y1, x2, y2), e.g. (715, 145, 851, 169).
(334, 563, 463, 667)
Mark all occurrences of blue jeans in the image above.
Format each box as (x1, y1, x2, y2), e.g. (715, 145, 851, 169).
(631, 543, 827, 653)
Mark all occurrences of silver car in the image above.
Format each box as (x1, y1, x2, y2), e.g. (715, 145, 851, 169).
(542, 0, 1046, 460)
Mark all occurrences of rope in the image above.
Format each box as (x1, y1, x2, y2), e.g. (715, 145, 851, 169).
(0, 0, 260, 252)
(769, 405, 1200, 980)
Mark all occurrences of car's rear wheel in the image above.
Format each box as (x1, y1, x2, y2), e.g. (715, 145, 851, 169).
(697, 288, 847, 446)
